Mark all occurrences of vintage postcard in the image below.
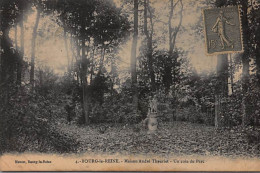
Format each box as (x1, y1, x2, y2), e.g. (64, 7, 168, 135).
(0, 0, 260, 171)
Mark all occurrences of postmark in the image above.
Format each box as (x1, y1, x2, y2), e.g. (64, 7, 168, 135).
(203, 6, 244, 55)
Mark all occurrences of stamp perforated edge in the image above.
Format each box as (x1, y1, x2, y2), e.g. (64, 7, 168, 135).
(202, 5, 244, 56)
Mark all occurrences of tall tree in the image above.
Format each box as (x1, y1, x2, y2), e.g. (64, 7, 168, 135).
(54, 0, 97, 124)
(63, 28, 70, 72)
(252, 3, 260, 86)
(0, 0, 27, 104)
(81, 29, 90, 125)
(30, 8, 41, 87)
(252, 0, 260, 86)
(14, 25, 18, 50)
(131, 0, 138, 111)
(144, 0, 156, 92)
(240, 0, 250, 127)
(165, 0, 183, 93)
(215, 54, 229, 129)
(50, 0, 129, 124)
(229, 54, 234, 94)
(17, 7, 24, 86)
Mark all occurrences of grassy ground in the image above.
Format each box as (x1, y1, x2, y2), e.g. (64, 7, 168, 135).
(55, 121, 260, 158)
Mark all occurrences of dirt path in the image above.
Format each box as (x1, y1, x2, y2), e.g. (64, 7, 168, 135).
(55, 121, 259, 157)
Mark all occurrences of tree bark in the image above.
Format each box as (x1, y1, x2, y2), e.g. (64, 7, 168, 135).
(15, 25, 18, 50)
(70, 33, 75, 71)
(39, 69, 43, 86)
(240, 0, 250, 127)
(98, 46, 105, 75)
(215, 54, 229, 130)
(76, 38, 82, 85)
(165, 0, 183, 93)
(229, 54, 234, 94)
(167, 0, 175, 92)
(256, 48, 260, 86)
(216, 54, 229, 96)
(144, 0, 156, 92)
(90, 46, 95, 84)
(131, 0, 138, 111)
(63, 28, 70, 73)
(17, 10, 24, 86)
(30, 9, 40, 87)
(81, 36, 90, 125)
(254, 0, 260, 85)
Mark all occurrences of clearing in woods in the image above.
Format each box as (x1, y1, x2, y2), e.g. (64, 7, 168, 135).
(55, 121, 259, 157)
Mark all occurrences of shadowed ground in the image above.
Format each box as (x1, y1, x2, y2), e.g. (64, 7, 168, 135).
(55, 121, 260, 157)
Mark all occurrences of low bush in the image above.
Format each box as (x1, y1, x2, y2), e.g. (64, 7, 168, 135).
(0, 86, 79, 154)
(175, 106, 214, 125)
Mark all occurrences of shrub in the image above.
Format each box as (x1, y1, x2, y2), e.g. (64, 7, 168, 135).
(0, 86, 79, 154)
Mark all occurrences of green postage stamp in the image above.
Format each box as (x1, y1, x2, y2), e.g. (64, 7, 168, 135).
(203, 6, 244, 55)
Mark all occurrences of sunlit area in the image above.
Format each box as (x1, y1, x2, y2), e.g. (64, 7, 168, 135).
(8, 0, 219, 78)
(9, 10, 73, 76)
(0, 0, 260, 166)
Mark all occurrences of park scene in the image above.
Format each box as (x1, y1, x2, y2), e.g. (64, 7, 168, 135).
(0, 0, 259, 158)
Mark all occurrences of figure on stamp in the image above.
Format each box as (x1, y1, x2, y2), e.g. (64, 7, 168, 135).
(211, 10, 235, 49)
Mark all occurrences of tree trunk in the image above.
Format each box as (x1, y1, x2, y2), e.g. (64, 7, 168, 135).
(229, 54, 234, 94)
(81, 37, 90, 125)
(98, 46, 105, 75)
(165, 0, 174, 93)
(240, 0, 250, 127)
(17, 10, 24, 86)
(147, 38, 155, 92)
(215, 95, 220, 129)
(70, 33, 74, 71)
(90, 46, 95, 84)
(168, 0, 183, 54)
(15, 25, 18, 50)
(217, 54, 229, 96)
(39, 69, 43, 86)
(30, 9, 40, 87)
(164, 0, 183, 94)
(256, 48, 260, 86)
(144, 0, 156, 92)
(242, 53, 250, 127)
(63, 28, 70, 73)
(131, 0, 138, 111)
(168, 0, 174, 55)
(215, 54, 229, 130)
(77, 38, 82, 85)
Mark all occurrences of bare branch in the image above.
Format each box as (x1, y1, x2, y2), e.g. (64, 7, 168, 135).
(155, 19, 167, 25)
(173, 0, 181, 10)
(171, 0, 183, 48)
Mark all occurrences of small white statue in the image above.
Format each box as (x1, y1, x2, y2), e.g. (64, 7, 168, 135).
(149, 97, 158, 114)
(143, 95, 158, 134)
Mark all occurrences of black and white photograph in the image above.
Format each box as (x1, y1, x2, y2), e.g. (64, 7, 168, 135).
(0, 0, 260, 171)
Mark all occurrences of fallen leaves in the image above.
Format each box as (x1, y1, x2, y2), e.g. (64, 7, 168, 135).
(54, 121, 260, 157)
